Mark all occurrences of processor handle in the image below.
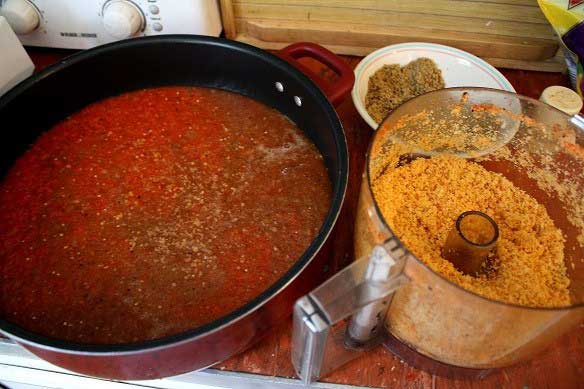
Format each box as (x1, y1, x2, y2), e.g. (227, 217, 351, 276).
(291, 239, 409, 385)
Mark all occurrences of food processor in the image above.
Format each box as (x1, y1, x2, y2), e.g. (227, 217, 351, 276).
(292, 88, 584, 384)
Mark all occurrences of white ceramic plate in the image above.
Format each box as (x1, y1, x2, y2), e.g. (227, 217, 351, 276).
(352, 42, 516, 129)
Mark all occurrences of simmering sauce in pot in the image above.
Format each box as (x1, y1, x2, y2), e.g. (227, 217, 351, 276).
(0, 87, 331, 344)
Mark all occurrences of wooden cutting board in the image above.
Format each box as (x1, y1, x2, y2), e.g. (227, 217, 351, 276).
(220, 0, 566, 72)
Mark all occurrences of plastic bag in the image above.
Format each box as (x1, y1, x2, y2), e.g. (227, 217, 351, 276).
(538, 0, 584, 97)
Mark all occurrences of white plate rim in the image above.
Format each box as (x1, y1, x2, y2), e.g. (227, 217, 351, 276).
(351, 42, 516, 129)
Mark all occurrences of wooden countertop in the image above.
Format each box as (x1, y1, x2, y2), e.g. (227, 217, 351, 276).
(25, 47, 584, 389)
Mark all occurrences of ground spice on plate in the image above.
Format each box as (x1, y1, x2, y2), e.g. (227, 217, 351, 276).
(372, 155, 571, 307)
(365, 58, 445, 124)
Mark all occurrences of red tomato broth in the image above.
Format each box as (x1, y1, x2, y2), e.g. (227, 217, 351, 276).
(0, 86, 331, 344)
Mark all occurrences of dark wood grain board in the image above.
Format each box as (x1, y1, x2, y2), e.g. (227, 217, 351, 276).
(24, 48, 584, 389)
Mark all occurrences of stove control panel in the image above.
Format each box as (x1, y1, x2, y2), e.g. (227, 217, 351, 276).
(0, 0, 222, 49)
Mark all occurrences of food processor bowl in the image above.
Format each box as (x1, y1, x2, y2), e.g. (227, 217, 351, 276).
(292, 88, 583, 384)
(357, 88, 583, 368)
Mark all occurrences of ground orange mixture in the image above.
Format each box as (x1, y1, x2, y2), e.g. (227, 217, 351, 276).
(372, 155, 571, 307)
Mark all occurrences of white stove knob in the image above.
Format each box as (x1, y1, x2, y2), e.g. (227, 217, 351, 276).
(102, 0, 144, 39)
(0, 0, 40, 35)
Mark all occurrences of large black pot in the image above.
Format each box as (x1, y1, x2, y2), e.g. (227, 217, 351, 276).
(0, 35, 352, 379)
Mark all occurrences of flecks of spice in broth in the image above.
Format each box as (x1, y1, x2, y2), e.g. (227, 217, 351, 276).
(0, 86, 331, 343)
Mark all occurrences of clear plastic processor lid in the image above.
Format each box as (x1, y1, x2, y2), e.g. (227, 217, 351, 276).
(368, 87, 583, 308)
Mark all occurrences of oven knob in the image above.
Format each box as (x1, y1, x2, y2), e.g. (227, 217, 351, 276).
(0, 0, 40, 35)
(102, 0, 144, 39)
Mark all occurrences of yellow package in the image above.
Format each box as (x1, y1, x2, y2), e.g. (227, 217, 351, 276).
(538, 0, 584, 97)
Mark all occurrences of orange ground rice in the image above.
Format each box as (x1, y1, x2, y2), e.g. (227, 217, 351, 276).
(373, 155, 571, 307)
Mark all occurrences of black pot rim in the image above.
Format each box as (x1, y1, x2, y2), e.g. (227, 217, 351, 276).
(0, 35, 349, 354)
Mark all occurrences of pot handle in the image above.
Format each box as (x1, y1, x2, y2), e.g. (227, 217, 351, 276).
(291, 237, 409, 385)
(278, 42, 354, 107)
